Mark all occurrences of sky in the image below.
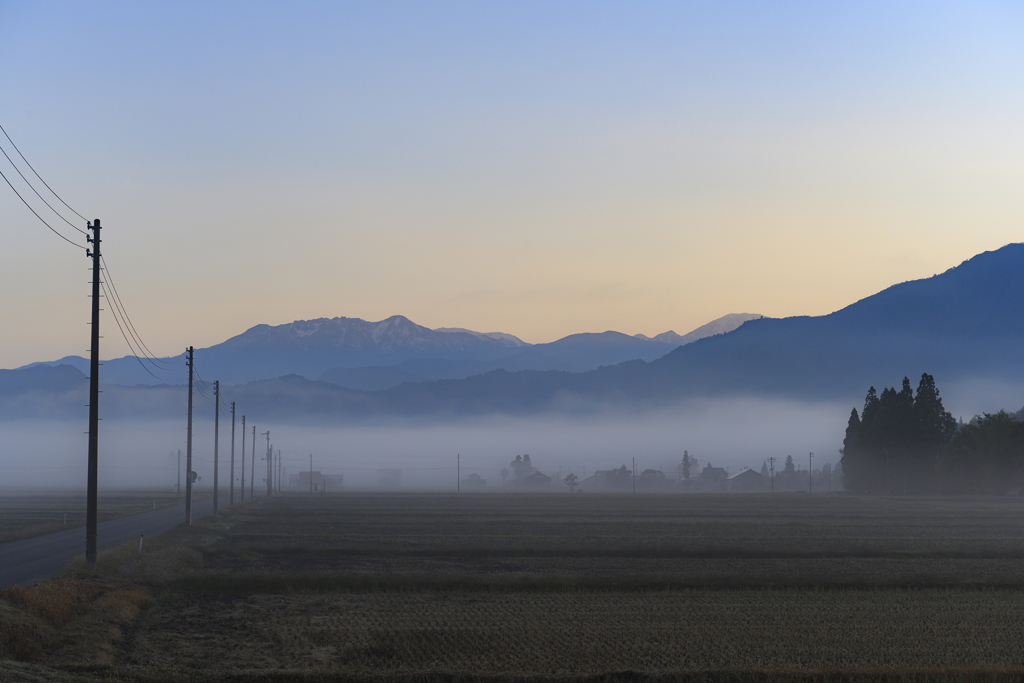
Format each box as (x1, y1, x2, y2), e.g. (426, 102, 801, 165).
(2, 1, 1023, 369)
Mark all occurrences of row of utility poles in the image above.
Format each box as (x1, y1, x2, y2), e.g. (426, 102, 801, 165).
(78, 213, 303, 564)
(181, 346, 269, 526)
(762, 452, 830, 493)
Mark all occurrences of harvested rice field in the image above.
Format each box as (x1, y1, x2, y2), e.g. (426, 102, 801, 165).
(131, 589, 1024, 676)
(4, 492, 1024, 682)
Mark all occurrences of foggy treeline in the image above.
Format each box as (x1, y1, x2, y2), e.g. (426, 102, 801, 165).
(841, 373, 1024, 496)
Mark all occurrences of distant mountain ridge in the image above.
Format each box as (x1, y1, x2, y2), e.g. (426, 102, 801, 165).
(16, 313, 751, 389)
(351, 243, 1024, 413)
(434, 328, 527, 346)
(635, 313, 763, 345)
(6, 244, 1024, 420)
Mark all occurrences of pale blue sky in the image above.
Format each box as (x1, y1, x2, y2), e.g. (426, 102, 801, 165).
(2, 1, 1023, 366)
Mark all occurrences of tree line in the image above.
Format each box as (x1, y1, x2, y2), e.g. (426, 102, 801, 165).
(840, 373, 1024, 495)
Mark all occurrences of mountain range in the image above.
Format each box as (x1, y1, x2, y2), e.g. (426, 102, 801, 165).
(5, 244, 1024, 422)
(18, 313, 760, 390)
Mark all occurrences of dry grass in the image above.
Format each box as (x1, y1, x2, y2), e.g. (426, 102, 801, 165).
(0, 579, 99, 661)
(0, 578, 97, 627)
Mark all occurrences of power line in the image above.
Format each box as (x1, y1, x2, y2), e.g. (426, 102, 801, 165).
(195, 376, 211, 397)
(100, 279, 168, 381)
(100, 256, 173, 369)
(101, 269, 168, 374)
(0, 142, 86, 235)
(0, 165, 83, 250)
(0, 122, 87, 222)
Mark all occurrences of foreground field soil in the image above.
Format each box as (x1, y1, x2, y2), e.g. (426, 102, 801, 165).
(4, 492, 1024, 681)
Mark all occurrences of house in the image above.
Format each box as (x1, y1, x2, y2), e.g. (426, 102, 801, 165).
(637, 469, 675, 492)
(579, 465, 632, 492)
(521, 471, 552, 488)
(700, 465, 728, 489)
(727, 467, 762, 491)
(298, 471, 341, 491)
(461, 473, 486, 488)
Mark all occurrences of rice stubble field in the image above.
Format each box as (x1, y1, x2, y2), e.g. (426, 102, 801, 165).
(4, 492, 1024, 681)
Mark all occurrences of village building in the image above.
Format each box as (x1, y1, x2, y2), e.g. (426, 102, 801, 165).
(461, 473, 486, 488)
(579, 465, 632, 492)
(700, 465, 728, 490)
(520, 471, 552, 488)
(727, 467, 762, 491)
(295, 471, 342, 491)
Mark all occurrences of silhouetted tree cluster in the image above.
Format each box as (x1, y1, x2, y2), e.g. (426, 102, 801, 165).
(509, 454, 534, 479)
(841, 374, 955, 495)
(937, 411, 1024, 495)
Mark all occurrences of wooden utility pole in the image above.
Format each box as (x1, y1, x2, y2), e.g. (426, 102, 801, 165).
(177, 449, 181, 497)
(240, 415, 245, 502)
(277, 450, 282, 492)
(309, 453, 313, 495)
(767, 457, 776, 493)
(85, 219, 101, 566)
(213, 380, 219, 514)
(808, 452, 813, 494)
(229, 401, 235, 505)
(185, 346, 194, 525)
(250, 425, 255, 499)
(263, 431, 271, 496)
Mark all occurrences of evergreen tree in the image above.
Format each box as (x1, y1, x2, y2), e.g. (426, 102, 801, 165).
(681, 450, 691, 480)
(840, 408, 866, 492)
(784, 455, 795, 473)
(938, 411, 1024, 494)
(841, 374, 955, 494)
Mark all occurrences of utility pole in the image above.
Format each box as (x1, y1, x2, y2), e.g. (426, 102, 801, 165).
(177, 449, 181, 497)
(767, 456, 776, 493)
(277, 450, 282, 492)
(809, 452, 813, 495)
(185, 346, 194, 525)
(229, 401, 235, 505)
(263, 431, 271, 496)
(213, 380, 219, 514)
(250, 424, 255, 500)
(85, 219, 101, 566)
(240, 415, 245, 502)
(309, 453, 313, 495)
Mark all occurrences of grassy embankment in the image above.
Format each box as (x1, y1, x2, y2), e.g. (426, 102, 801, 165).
(3, 492, 1024, 682)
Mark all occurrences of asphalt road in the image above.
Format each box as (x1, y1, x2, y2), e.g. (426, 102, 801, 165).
(0, 497, 214, 587)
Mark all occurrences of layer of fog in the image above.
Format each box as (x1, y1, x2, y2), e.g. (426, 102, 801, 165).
(3, 378, 1018, 492)
(1, 397, 848, 491)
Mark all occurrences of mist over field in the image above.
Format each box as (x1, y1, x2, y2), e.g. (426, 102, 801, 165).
(0, 397, 877, 491)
